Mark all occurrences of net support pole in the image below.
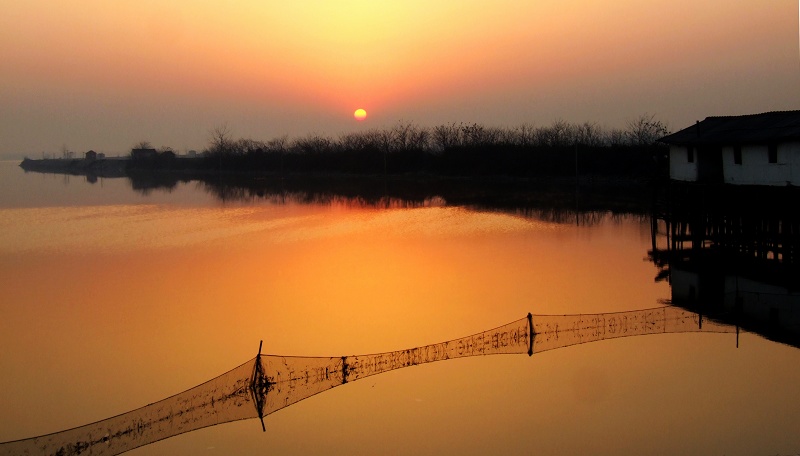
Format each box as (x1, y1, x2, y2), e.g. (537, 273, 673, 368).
(527, 313, 534, 356)
(341, 356, 349, 384)
(251, 340, 267, 432)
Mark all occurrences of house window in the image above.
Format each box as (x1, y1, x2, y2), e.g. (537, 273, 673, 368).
(687, 147, 694, 163)
(733, 146, 742, 165)
(768, 144, 778, 163)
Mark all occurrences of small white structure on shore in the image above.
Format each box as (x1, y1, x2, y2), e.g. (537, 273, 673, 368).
(660, 110, 800, 186)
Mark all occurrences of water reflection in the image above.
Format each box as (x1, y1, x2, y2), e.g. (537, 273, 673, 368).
(650, 186, 800, 348)
(120, 170, 652, 225)
(5, 164, 799, 455)
(14, 162, 653, 225)
(0, 307, 736, 456)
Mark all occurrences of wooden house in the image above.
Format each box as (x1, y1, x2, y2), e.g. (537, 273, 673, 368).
(660, 110, 800, 186)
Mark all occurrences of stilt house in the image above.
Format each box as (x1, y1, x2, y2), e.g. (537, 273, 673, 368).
(660, 110, 800, 186)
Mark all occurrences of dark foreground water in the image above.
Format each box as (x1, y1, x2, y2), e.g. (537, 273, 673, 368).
(0, 161, 798, 455)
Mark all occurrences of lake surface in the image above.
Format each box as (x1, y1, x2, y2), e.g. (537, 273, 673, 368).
(1, 160, 799, 455)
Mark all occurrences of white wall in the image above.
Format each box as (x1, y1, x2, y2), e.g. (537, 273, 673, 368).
(669, 145, 697, 182)
(785, 141, 800, 185)
(721, 141, 800, 186)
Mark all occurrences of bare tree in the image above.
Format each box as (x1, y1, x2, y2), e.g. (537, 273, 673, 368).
(267, 135, 289, 173)
(352, 128, 390, 154)
(574, 122, 603, 147)
(391, 121, 428, 152)
(461, 123, 503, 147)
(408, 125, 430, 151)
(432, 123, 461, 151)
(267, 135, 289, 153)
(338, 131, 368, 152)
(133, 140, 153, 150)
(208, 124, 234, 155)
(293, 133, 331, 154)
(509, 123, 536, 147)
(600, 128, 624, 147)
(233, 138, 266, 155)
(626, 114, 669, 146)
(548, 119, 575, 147)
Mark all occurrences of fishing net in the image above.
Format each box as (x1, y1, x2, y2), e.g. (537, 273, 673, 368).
(254, 317, 531, 419)
(531, 306, 735, 353)
(0, 360, 255, 456)
(1, 307, 735, 456)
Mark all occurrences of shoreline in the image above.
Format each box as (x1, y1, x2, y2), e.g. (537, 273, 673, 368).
(19, 157, 129, 177)
(19, 156, 658, 185)
(19, 156, 660, 217)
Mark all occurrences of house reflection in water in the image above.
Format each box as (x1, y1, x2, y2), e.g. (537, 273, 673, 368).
(649, 184, 800, 348)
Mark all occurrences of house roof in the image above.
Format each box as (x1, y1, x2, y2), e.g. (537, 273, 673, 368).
(659, 110, 800, 146)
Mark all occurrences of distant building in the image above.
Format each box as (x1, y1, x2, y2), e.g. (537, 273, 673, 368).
(85, 150, 97, 160)
(97, 152, 106, 159)
(131, 148, 158, 160)
(660, 110, 800, 186)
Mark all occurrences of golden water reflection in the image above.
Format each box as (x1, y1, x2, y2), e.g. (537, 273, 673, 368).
(1, 166, 799, 455)
(1, 308, 737, 456)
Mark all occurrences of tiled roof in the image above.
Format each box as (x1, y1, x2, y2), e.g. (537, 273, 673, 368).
(659, 110, 800, 145)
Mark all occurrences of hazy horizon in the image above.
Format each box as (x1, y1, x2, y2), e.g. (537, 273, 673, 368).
(1, 0, 799, 159)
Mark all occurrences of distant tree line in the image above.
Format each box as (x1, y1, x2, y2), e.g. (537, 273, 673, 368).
(136, 114, 670, 179)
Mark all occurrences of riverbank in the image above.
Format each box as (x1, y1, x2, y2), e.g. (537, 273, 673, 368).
(20, 157, 128, 177)
(20, 153, 662, 184)
(19, 156, 660, 217)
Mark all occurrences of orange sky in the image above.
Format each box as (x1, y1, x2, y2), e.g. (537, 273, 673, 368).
(0, 0, 798, 157)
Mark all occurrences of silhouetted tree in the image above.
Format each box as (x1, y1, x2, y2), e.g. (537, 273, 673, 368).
(208, 124, 235, 155)
(574, 122, 603, 147)
(508, 123, 536, 147)
(431, 123, 461, 151)
(391, 121, 429, 152)
(626, 113, 669, 146)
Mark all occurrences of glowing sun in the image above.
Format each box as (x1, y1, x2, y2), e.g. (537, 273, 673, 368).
(353, 108, 367, 121)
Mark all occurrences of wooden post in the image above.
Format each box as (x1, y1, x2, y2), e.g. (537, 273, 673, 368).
(527, 313, 534, 357)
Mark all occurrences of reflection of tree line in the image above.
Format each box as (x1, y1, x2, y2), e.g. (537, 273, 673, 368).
(0, 306, 734, 456)
(125, 172, 654, 225)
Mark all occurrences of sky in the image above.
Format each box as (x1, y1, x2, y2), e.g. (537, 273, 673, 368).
(0, 0, 798, 158)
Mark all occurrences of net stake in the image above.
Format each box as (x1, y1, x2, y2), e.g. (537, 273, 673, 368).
(527, 313, 534, 356)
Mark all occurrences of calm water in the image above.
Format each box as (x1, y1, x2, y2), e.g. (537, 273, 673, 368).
(0, 160, 798, 455)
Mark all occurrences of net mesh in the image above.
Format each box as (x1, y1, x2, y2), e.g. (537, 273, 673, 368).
(255, 317, 531, 418)
(0, 360, 255, 456)
(531, 306, 734, 353)
(1, 307, 735, 455)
